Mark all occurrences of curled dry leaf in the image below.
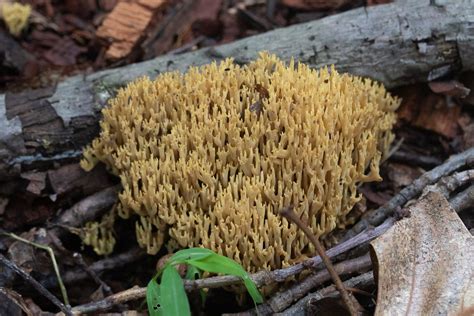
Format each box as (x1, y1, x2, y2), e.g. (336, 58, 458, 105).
(428, 80, 470, 98)
(371, 191, 474, 315)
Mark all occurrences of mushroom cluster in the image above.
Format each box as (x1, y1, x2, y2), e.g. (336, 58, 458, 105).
(81, 53, 399, 271)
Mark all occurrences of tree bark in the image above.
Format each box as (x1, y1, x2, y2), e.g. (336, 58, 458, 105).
(0, 0, 473, 181)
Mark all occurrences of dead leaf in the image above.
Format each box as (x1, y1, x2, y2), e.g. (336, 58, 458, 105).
(43, 37, 87, 66)
(7, 228, 71, 278)
(397, 85, 461, 138)
(359, 186, 392, 207)
(47, 163, 112, 196)
(429, 80, 470, 98)
(386, 163, 423, 189)
(371, 191, 474, 315)
(20, 171, 46, 195)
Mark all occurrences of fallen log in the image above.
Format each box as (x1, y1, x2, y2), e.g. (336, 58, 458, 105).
(0, 0, 473, 181)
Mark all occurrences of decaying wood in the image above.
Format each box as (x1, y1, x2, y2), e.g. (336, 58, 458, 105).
(280, 272, 375, 316)
(70, 254, 372, 314)
(0, 0, 473, 182)
(449, 184, 474, 213)
(252, 254, 372, 315)
(68, 219, 389, 314)
(341, 147, 474, 242)
(96, 0, 166, 60)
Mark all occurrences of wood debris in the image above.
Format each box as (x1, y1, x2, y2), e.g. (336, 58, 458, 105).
(96, 0, 166, 60)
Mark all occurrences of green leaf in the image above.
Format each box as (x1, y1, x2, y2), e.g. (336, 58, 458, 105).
(160, 265, 191, 316)
(186, 254, 263, 304)
(185, 265, 201, 280)
(146, 279, 162, 316)
(169, 248, 215, 265)
(185, 265, 207, 306)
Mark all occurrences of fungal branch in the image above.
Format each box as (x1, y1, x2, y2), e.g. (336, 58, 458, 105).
(80, 52, 399, 272)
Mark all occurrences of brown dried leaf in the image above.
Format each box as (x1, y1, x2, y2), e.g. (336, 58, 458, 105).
(7, 228, 70, 278)
(371, 191, 474, 315)
(397, 85, 461, 138)
(429, 80, 470, 98)
(359, 186, 392, 207)
(43, 37, 87, 66)
(47, 163, 112, 196)
(20, 171, 46, 195)
(386, 163, 423, 189)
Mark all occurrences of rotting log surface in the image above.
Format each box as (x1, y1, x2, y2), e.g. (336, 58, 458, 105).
(0, 0, 473, 181)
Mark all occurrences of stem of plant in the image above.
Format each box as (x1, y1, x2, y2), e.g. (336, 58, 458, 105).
(1, 231, 70, 307)
(280, 206, 364, 316)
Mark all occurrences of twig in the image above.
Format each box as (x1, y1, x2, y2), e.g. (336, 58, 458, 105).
(423, 169, 474, 198)
(280, 206, 364, 316)
(71, 151, 474, 314)
(345, 287, 374, 297)
(279, 272, 375, 316)
(390, 149, 443, 168)
(72, 286, 146, 314)
(50, 185, 119, 236)
(72, 252, 113, 296)
(253, 253, 372, 315)
(169, 36, 207, 55)
(449, 184, 474, 213)
(1, 231, 70, 307)
(69, 218, 393, 313)
(0, 254, 72, 316)
(42, 247, 145, 288)
(341, 147, 474, 242)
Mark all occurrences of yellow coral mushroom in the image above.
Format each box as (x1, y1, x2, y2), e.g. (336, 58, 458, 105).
(1, 2, 31, 37)
(81, 53, 399, 272)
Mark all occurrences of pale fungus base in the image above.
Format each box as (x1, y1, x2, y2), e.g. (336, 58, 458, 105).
(81, 53, 399, 272)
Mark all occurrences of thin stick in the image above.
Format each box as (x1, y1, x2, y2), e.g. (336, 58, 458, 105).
(72, 287, 147, 314)
(73, 252, 113, 296)
(70, 219, 393, 313)
(42, 247, 145, 288)
(280, 206, 364, 316)
(0, 254, 72, 316)
(449, 184, 474, 213)
(280, 272, 374, 316)
(342, 147, 474, 241)
(254, 253, 372, 314)
(1, 231, 70, 307)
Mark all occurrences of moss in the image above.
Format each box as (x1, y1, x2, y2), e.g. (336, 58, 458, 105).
(81, 53, 399, 271)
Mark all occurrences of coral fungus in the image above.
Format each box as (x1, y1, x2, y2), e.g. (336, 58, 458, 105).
(1, 2, 31, 36)
(81, 53, 399, 271)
